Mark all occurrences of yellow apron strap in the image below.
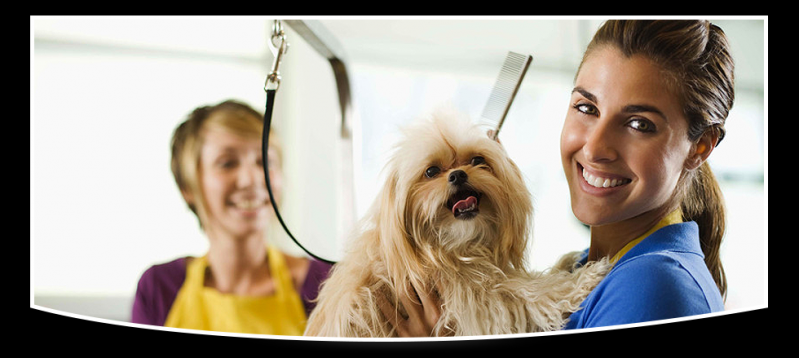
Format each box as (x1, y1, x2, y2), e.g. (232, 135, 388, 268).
(164, 256, 208, 329)
(610, 209, 683, 263)
(266, 246, 308, 329)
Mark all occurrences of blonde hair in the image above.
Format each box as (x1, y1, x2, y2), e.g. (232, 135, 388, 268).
(170, 99, 281, 229)
(581, 20, 734, 298)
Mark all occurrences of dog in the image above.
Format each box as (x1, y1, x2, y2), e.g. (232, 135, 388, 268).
(304, 110, 611, 337)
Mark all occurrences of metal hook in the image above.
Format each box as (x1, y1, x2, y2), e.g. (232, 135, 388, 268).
(265, 20, 289, 92)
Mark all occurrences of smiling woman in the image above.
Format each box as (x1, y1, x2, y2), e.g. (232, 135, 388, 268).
(130, 100, 332, 334)
(560, 20, 733, 329)
(176, 102, 278, 236)
(562, 50, 695, 238)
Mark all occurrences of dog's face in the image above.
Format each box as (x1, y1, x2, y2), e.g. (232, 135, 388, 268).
(378, 111, 533, 268)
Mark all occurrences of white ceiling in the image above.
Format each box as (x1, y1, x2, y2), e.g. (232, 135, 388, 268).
(316, 18, 764, 90)
(32, 17, 765, 91)
(317, 19, 601, 75)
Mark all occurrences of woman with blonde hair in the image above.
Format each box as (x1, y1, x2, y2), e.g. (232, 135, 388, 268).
(131, 100, 332, 335)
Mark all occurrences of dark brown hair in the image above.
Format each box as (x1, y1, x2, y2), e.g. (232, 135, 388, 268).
(581, 20, 734, 299)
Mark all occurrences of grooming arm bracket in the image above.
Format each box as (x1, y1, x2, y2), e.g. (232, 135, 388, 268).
(284, 19, 353, 139)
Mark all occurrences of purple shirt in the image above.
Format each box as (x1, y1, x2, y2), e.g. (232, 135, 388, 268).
(131, 257, 332, 326)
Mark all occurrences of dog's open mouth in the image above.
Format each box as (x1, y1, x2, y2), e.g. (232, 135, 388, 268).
(446, 188, 481, 219)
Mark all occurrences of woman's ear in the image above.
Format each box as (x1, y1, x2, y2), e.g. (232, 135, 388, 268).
(685, 130, 719, 170)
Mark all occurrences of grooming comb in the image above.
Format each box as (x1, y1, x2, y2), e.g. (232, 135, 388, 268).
(480, 51, 533, 140)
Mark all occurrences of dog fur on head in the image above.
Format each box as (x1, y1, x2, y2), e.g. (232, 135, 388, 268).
(304, 109, 611, 337)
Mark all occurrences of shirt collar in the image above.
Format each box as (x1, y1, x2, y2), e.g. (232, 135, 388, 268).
(610, 209, 685, 263)
(615, 219, 703, 265)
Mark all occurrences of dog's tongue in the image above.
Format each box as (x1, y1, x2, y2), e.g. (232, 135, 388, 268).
(452, 196, 478, 214)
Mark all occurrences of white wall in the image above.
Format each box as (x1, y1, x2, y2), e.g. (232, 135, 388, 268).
(31, 20, 270, 298)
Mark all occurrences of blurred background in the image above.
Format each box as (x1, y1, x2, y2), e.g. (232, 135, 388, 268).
(31, 17, 766, 324)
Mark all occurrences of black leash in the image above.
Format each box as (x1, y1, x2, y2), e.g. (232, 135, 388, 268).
(262, 88, 337, 265)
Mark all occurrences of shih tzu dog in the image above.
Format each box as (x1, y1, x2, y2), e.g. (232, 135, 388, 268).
(304, 110, 610, 337)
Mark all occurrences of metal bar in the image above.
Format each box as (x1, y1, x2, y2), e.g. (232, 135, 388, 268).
(284, 20, 352, 139)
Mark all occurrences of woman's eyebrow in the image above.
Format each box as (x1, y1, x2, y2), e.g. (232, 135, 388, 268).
(571, 87, 596, 103)
(622, 104, 668, 121)
(572, 86, 668, 122)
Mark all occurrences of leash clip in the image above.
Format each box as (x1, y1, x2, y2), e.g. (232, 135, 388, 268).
(265, 20, 289, 92)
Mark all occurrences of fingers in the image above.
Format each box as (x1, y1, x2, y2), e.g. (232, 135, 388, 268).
(414, 282, 442, 324)
(399, 282, 423, 321)
(377, 293, 402, 333)
(402, 281, 442, 336)
(378, 281, 443, 337)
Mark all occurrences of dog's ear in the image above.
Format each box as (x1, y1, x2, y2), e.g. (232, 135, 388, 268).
(374, 169, 403, 230)
(496, 156, 533, 270)
(372, 167, 421, 283)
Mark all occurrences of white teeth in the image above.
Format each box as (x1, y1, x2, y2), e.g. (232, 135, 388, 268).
(458, 202, 477, 213)
(234, 200, 262, 209)
(582, 168, 629, 188)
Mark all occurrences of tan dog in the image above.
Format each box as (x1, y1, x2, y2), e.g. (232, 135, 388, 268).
(305, 110, 610, 337)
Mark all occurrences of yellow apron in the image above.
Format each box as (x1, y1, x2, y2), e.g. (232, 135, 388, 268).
(164, 246, 306, 335)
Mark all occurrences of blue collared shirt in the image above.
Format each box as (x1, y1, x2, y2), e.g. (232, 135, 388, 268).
(563, 221, 724, 329)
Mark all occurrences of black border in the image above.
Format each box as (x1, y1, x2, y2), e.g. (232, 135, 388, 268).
(31, 307, 768, 352)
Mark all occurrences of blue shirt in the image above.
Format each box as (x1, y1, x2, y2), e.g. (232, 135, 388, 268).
(563, 221, 724, 329)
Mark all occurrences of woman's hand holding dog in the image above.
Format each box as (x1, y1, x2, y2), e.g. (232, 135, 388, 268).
(378, 282, 444, 337)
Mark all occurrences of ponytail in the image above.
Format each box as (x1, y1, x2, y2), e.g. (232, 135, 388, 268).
(585, 20, 734, 301)
(681, 161, 727, 299)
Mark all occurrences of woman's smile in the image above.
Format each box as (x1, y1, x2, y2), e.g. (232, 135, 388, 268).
(579, 163, 632, 190)
(560, 46, 694, 227)
(201, 127, 273, 237)
(228, 197, 270, 217)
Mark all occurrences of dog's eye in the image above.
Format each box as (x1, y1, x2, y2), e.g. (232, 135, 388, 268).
(425, 166, 441, 178)
(471, 156, 486, 166)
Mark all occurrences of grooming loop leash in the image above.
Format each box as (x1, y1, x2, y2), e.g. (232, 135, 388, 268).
(262, 20, 336, 265)
(265, 20, 287, 92)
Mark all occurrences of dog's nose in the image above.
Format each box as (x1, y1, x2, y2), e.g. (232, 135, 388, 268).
(448, 170, 468, 185)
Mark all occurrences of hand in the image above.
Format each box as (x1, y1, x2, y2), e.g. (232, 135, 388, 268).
(377, 281, 445, 337)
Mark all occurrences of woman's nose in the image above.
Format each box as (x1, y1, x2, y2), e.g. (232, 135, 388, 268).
(238, 161, 265, 188)
(582, 120, 619, 163)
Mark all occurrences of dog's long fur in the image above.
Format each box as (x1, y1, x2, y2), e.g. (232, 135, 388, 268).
(305, 111, 611, 337)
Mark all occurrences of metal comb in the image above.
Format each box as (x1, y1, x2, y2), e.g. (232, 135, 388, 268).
(480, 51, 533, 140)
